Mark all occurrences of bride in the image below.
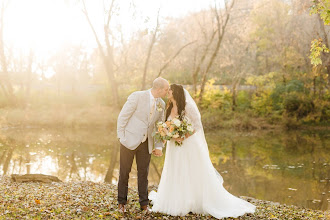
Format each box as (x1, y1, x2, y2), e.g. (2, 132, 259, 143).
(149, 84, 256, 219)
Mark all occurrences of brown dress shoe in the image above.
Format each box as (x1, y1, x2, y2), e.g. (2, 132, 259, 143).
(118, 204, 126, 213)
(141, 205, 151, 213)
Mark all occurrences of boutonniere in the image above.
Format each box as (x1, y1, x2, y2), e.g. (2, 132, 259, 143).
(156, 102, 163, 112)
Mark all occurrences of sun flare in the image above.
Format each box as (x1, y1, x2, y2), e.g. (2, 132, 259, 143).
(4, 0, 92, 59)
(3, 0, 213, 60)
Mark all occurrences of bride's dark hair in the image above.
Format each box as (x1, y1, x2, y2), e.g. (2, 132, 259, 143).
(166, 84, 186, 120)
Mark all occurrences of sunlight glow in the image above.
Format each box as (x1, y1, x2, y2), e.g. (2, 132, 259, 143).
(38, 156, 58, 175)
(4, 0, 93, 59)
(3, 0, 214, 60)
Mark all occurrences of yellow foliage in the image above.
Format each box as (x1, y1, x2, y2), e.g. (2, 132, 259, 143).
(246, 72, 277, 90)
(201, 79, 232, 110)
(251, 90, 273, 115)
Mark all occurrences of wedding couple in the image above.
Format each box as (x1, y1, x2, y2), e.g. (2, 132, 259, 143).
(117, 77, 256, 219)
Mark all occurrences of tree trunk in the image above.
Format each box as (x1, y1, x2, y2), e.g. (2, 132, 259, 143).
(0, 82, 8, 97)
(0, 2, 16, 105)
(3, 148, 14, 175)
(199, 0, 235, 104)
(317, 13, 330, 88)
(313, 76, 316, 97)
(232, 83, 237, 111)
(25, 49, 34, 105)
(141, 9, 160, 90)
(199, 30, 225, 102)
(26, 152, 31, 174)
(82, 0, 119, 108)
(0, 151, 5, 166)
(192, 30, 217, 95)
(104, 143, 119, 183)
(104, 26, 119, 107)
(69, 152, 80, 180)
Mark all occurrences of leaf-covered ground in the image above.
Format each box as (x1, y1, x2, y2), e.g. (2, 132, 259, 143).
(0, 176, 328, 219)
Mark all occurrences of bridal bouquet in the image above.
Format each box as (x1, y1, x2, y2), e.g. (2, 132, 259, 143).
(153, 116, 194, 146)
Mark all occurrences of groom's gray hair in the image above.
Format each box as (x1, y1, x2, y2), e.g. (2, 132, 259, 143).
(152, 77, 168, 89)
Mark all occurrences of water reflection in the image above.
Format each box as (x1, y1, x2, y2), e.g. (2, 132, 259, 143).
(0, 128, 328, 210)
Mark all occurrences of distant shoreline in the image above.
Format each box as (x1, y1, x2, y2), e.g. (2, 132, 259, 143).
(0, 107, 329, 132)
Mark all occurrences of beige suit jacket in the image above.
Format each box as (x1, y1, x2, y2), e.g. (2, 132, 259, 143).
(117, 90, 165, 154)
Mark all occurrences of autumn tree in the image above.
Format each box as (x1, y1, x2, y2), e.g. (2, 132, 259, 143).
(0, 0, 16, 105)
(193, 0, 236, 103)
(81, 0, 119, 107)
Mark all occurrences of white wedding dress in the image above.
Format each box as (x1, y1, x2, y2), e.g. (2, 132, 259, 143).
(149, 90, 256, 219)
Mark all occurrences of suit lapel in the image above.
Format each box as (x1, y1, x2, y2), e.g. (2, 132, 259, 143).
(150, 98, 158, 124)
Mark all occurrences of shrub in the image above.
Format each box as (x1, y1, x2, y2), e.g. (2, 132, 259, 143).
(251, 90, 273, 115)
(302, 99, 330, 124)
(200, 79, 232, 111)
(270, 80, 305, 112)
(236, 91, 251, 110)
(282, 113, 301, 130)
(285, 80, 305, 93)
(284, 93, 314, 119)
(270, 84, 285, 111)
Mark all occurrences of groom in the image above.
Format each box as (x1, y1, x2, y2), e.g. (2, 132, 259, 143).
(117, 77, 169, 212)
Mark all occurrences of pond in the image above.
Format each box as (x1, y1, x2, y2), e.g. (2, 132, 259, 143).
(0, 128, 329, 211)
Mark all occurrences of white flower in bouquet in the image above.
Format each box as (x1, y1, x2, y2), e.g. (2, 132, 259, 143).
(172, 134, 180, 138)
(187, 125, 193, 132)
(172, 118, 181, 127)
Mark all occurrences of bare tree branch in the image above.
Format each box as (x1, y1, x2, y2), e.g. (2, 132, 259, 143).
(0, 0, 16, 104)
(82, 0, 105, 57)
(157, 40, 197, 77)
(82, 0, 119, 107)
(192, 29, 217, 94)
(141, 8, 160, 90)
(106, 0, 116, 28)
(199, 0, 235, 103)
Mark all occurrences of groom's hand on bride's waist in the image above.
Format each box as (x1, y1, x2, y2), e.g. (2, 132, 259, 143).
(152, 149, 163, 157)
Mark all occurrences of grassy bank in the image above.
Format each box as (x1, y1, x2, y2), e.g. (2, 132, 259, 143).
(201, 109, 330, 131)
(0, 106, 119, 129)
(0, 176, 328, 219)
(0, 106, 328, 131)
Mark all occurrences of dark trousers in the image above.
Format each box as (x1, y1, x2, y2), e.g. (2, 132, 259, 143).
(118, 140, 151, 206)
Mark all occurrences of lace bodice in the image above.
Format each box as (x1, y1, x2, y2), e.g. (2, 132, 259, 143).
(184, 102, 203, 132)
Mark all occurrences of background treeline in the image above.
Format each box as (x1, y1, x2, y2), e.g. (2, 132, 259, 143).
(0, 0, 329, 129)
